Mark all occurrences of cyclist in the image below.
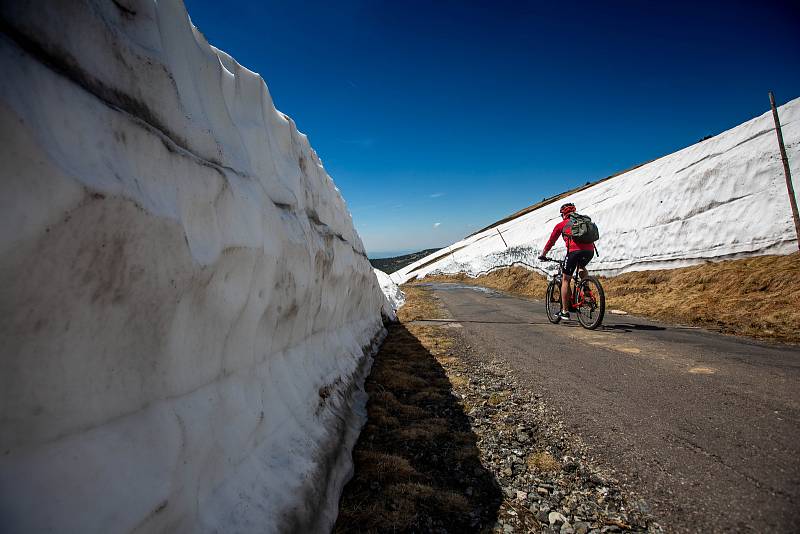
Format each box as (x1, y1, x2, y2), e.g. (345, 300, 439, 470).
(538, 203, 594, 321)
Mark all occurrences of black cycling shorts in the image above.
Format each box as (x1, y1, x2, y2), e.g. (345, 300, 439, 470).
(564, 250, 594, 276)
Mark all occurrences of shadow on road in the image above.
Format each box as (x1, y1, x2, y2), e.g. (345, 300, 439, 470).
(409, 319, 668, 333)
(554, 321, 667, 334)
(410, 318, 550, 326)
(601, 323, 666, 332)
(335, 323, 502, 533)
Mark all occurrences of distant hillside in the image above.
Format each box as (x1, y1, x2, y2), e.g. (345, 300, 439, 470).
(370, 248, 442, 274)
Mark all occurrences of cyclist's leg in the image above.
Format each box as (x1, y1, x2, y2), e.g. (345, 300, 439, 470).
(563, 252, 582, 312)
(560, 269, 570, 312)
(577, 251, 594, 279)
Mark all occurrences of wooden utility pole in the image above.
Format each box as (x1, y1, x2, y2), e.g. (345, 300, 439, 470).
(769, 91, 800, 251)
(496, 227, 508, 248)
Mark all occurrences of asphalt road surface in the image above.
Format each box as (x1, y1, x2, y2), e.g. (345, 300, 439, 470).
(421, 283, 800, 533)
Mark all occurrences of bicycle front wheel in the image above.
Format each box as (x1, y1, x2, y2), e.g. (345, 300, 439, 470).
(576, 276, 605, 330)
(545, 279, 562, 324)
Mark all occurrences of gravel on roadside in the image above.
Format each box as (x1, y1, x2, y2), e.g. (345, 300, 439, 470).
(443, 329, 662, 533)
(337, 285, 662, 533)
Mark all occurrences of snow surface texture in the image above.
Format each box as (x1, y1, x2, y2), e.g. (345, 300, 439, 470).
(397, 98, 800, 282)
(0, 1, 392, 532)
(374, 269, 406, 314)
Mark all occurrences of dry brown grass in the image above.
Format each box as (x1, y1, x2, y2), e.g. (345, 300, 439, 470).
(449, 374, 469, 388)
(376, 370, 428, 390)
(420, 254, 799, 343)
(354, 451, 420, 483)
(394, 423, 457, 444)
(454, 446, 480, 461)
(336, 285, 502, 532)
(386, 483, 471, 514)
(367, 404, 399, 428)
(371, 391, 430, 419)
(487, 390, 512, 406)
(409, 390, 447, 404)
(527, 451, 561, 472)
(397, 285, 447, 322)
(602, 253, 800, 342)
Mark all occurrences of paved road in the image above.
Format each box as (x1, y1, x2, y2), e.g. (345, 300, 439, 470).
(422, 283, 800, 533)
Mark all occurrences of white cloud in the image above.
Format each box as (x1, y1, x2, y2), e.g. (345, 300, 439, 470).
(433, 222, 441, 228)
(429, 192, 445, 198)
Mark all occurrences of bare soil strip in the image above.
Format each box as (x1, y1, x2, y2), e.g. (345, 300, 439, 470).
(421, 253, 799, 343)
(336, 286, 660, 533)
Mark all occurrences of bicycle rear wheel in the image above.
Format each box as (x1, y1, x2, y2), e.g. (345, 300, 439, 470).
(545, 279, 562, 323)
(576, 276, 605, 330)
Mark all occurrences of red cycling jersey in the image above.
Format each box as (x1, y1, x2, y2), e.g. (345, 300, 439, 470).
(541, 218, 595, 255)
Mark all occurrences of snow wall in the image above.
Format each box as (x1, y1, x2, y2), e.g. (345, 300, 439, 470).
(0, 1, 392, 532)
(374, 269, 406, 312)
(398, 97, 800, 282)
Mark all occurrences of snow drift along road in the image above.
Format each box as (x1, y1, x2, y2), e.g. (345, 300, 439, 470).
(0, 1, 391, 532)
(374, 269, 406, 313)
(397, 98, 800, 282)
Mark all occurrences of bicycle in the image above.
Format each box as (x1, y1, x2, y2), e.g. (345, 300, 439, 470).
(541, 256, 605, 329)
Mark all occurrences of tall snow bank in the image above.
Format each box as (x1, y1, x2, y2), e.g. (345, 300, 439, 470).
(397, 98, 800, 281)
(374, 269, 406, 316)
(0, 1, 387, 532)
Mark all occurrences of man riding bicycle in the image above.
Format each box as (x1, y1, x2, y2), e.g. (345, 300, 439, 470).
(538, 203, 594, 321)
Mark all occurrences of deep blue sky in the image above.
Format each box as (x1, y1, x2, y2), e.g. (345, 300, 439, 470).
(184, 0, 799, 257)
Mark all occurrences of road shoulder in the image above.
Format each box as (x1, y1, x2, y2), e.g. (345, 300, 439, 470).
(337, 285, 661, 533)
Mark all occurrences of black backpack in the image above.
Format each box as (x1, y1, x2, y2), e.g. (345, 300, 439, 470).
(565, 213, 599, 244)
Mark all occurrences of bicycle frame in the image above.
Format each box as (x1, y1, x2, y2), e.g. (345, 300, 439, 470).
(542, 254, 605, 329)
(545, 255, 588, 308)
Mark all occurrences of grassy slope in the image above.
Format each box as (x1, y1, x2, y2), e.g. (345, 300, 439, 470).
(419, 253, 799, 343)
